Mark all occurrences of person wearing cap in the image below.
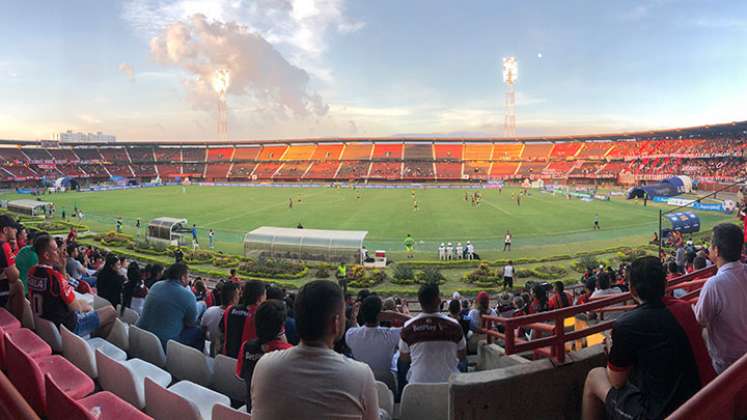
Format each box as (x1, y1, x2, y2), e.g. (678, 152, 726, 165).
(438, 243, 446, 260)
(466, 241, 475, 260)
(0, 215, 24, 320)
(468, 292, 496, 333)
(446, 242, 454, 260)
(455, 242, 463, 260)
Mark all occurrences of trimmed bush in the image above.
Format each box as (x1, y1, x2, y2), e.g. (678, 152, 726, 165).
(392, 265, 416, 285)
(415, 267, 446, 285)
(314, 267, 331, 278)
(532, 265, 568, 280)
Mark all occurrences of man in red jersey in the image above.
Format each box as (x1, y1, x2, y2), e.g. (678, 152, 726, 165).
(0, 215, 24, 320)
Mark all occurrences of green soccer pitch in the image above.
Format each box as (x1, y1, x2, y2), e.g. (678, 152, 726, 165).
(0, 185, 732, 261)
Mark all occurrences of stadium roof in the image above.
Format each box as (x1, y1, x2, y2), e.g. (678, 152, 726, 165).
(1, 120, 745, 147)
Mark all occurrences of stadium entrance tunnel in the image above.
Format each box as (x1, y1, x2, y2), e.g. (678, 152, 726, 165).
(627, 175, 693, 199)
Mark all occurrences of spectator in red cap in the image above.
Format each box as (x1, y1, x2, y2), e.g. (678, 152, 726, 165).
(468, 291, 496, 333)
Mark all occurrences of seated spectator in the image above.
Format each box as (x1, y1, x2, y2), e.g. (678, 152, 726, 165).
(589, 272, 622, 299)
(548, 281, 574, 310)
(251, 280, 379, 420)
(65, 244, 88, 282)
(666, 261, 680, 280)
(468, 291, 496, 332)
(96, 254, 126, 308)
(695, 223, 747, 373)
(496, 292, 514, 317)
(575, 278, 595, 305)
(202, 282, 238, 356)
(28, 234, 116, 337)
(399, 282, 466, 384)
(137, 263, 202, 349)
(528, 284, 549, 313)
(192, 278, 207, 301)
(122, 261, 148, 315)
(266, 286, 299, 345)
(143, 263, 164, 289)
(221, 280, 266, 358)
(582, 256, 715, 420)
(346, 295, 408, 374)
(239, 299, 292, 413)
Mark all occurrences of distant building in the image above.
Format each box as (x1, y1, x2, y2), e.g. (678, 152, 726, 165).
(55, 130, 116, 143)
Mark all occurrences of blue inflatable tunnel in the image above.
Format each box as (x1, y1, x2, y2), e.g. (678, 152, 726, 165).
(627, 176, 693, 199)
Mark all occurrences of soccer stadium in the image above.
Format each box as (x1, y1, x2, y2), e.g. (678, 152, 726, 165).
(1, 2, 746, 420)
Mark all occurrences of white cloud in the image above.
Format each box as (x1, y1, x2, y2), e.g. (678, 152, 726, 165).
(119, 63, 135, 81)
(122, 0, 364, 82)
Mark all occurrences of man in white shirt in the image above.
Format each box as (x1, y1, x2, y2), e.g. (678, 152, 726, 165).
(200, 282, 238, 356)
(446, 243, 454, 260)
(252, 280, 379, 420)
(438, 243, 446, 261)
(346, 295, 410, 374)
(695, 223, 747, 373)
(456, 242, 463, 260)
(466, 241, 475, 260)
(503, 261, 514, 289)
(589, 272, 622, 299)
(399, 282, 466, 384)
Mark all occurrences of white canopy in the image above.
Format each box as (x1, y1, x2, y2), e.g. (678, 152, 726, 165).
(244, 226, 368, 262)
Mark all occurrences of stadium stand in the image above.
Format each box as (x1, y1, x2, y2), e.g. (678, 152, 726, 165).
(131, 164, 156, 177)
(340, 143, 373, 160)
(282, 144, 317, 161)
(181, 147, 206, 162)
(463, 144, 493, 161)
(253, 162, 283, 179)
(106, 164, 134, 177)
(73, 148, 103, 162)
(544, 161, 577, 176)
(29, 165, 61, 178)
(311, 144, 344, 161)
(575, 141, 613, 158)
(207, 147, 234, 161)
(228, 162, 257, 179)
(463, 161, 491, 179)
(515, 161, 548, 177)
(373, 143, 404, 160)
(520, 143, 553, 161)
(156, 164, 181, 178)
(257, 145, 287, 161)
(206, 163, 232, 180)
(0, 148, 29, 163)
(274, 162, 312, 180)
(403, 161, 435, 180)
(550, 142, 583, 159)
(78, 164, 109, 178)
(490, 162, 520, 177)
(435, 162, 463, 180)
(232, 146, 261, 160)
(128, 147, 155, 163)
(404, 143, 434, 160)
(336, 161, 371, 180)
(99, 147, 130, 163)
(21, 148, 52, 162)
(48, 149, 78, 162)
(491, 143, 523, 160)
(181, 163, 205, 177)
(154, 147, 180, 162)
(369, 161, 402, 180)
(304, 160, 341, 179)
(433, 144, 463, 161)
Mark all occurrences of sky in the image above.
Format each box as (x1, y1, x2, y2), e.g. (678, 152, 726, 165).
(0, 0, 745, 141)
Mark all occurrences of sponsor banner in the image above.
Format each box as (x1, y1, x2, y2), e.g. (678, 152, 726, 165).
(652, 196, 727, 213)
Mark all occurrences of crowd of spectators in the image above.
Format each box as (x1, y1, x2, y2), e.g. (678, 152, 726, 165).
(1, 207, 746, 419)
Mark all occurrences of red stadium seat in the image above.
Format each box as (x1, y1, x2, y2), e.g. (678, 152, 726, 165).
(0, 327, 52, 370)
(0, 307, 21, 331)
(45, 374, 152, 420)
(5, 337, 94, 415)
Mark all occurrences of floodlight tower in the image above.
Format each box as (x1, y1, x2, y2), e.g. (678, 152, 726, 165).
(502, 57, 518, 138)
(212, 69, 231, 140)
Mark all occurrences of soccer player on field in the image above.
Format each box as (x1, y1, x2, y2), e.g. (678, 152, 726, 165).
(288, 197, 293, 209)
(594, 213, 600, 230)
(404, 234, 415, 259)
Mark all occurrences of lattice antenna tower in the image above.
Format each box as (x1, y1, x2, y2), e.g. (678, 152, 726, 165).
(212, 69, 231, 140)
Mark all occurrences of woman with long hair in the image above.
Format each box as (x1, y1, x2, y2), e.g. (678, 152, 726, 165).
(549, 281, 573, 310)
(529, 284, 549, 314)
(96, 254, 126, 308)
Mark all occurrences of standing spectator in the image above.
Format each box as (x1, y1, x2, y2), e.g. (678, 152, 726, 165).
(173, 247, 184, 264)
(581, 256, 715, 420)
(28, 234, 117, 337)
(0, 215, 23, 319)
(468, 291, 496, 333)
(675, 244, 687, 273)
(346, 295, 408, 374)
(221, 280, 266, 358)
(202, 282, 238, 356)
(208, 229, 215, 249)
(695, 223, 747, 373)
(137, 263, 201, 349)
(399, 282, 466, 384)
(238, 299, 292, 412)
(251, 280, 379, 420)
(502, 261, 514, 289)
(503, 230, 512, 251)
(191, 224, 198, 248)
(548, 281, 574, 310)
(266, 286, 299, 345)
(96, 254, 126, 308)
(15, 229, 40, 294)
(438, 243, 446, 260)
(466, 241, 475, 260)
